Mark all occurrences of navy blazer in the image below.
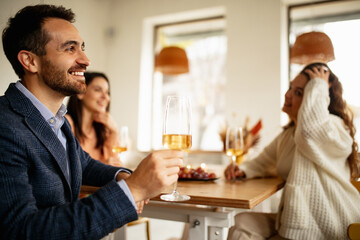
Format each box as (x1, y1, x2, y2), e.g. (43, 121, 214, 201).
(0, 83, 138, 239)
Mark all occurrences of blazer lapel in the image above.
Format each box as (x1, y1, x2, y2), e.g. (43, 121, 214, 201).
(62, 120, 82, 199)
(25, 115, 71, 185)
(6, 84, 72, 193)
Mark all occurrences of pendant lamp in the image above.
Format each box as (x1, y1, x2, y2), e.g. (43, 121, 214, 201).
(290, 31, 335, 65)
(154, 46, 189, 75)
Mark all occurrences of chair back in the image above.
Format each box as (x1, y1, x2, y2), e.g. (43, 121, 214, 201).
(352, 180, 360, 193)
(348, 180, 360, 240)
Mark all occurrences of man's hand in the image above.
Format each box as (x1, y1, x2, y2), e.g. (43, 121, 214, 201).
(125, 150, 183, 202)
(116, 171, 149, 213)
(136, 199, 149, 214)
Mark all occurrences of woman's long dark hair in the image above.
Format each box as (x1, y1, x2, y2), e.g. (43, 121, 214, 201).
(287, 62, 359, 179)
(67, 72, 111, 153)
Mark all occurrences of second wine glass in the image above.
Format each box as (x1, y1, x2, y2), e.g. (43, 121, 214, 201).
(225, 125, 244, 165)
(112, 126, 129, 157)
(161, 95, 192, 202)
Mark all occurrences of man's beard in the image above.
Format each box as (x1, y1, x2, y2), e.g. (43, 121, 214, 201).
(40, 58, 87, 96)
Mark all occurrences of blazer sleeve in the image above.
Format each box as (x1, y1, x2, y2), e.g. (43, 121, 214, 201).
(71, 134, 132, 187)
(0, 122, 138, 240)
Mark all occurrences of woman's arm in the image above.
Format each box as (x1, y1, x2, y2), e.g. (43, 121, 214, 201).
(295, 69, 352, 163)
(296, 67, 332, 141)
(240, 130, 286, 178)
(93, 112, 121, 160)
(224, 129, 288, 180)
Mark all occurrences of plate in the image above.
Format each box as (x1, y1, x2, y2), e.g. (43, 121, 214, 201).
(178, 177, 219, 182)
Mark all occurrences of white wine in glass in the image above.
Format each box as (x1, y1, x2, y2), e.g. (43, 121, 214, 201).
(162, 134, 192, 150)
(112, 126, 129, 156)
(226, 126, 244, 164)
(160, 96, 192, 202)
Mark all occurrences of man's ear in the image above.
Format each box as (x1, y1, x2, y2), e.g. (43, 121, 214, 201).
(17, 50, 39, 73)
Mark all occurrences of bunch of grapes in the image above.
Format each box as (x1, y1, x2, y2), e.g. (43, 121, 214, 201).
(178, 167, 217, 179)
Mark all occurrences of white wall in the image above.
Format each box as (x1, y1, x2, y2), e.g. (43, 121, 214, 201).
(0, 0, 110, 93)
(0, 0, 30, 93)
(0, 0, 296, 150)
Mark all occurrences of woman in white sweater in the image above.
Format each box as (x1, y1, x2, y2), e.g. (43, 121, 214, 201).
(225, 62, 360, 240)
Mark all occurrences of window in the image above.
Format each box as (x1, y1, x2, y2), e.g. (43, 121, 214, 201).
(138, 8, 227, 152)
(289, 1, 360, 142)
(151, 17, 226, 151)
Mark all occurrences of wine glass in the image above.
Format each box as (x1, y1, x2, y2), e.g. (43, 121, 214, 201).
(160, 95, 192, 202)
(112, 126, 129, 158)
(225, 125, 244, 165)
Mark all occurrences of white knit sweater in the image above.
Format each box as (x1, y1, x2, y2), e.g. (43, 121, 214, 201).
(242, 78, 360, 239)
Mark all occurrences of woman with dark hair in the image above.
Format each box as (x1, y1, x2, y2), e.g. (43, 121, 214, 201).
(225, 62, 360, 239)
(66, 71, 121, 163)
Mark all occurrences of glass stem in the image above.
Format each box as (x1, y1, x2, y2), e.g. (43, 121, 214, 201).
(172, 181, 178, 194)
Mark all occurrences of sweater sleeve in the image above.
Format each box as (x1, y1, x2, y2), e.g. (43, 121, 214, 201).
(241, 131, 281, 178)
(294, 78, 352, 169)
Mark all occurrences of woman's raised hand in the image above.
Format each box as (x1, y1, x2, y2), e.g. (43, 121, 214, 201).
(93, 112, 119, 134)
(304, 66, 331, 85)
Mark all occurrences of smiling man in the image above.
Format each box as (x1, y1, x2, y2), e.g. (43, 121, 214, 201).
(16, 17, 90, 114)
(0, 4, 183, 239)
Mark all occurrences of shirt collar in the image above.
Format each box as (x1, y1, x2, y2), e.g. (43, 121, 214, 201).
(15, 81, 67, 122)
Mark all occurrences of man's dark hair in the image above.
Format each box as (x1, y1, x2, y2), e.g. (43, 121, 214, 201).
(2, 4, 75, 78)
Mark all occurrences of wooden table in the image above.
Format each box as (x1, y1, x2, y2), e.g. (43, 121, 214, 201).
(81, 177, 283, 209)
(81, 176, 284, 240)
(158, 177, 284, 208)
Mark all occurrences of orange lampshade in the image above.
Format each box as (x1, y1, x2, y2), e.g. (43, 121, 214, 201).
(290, 31, 335, 65)
(154, 46, 189, 75)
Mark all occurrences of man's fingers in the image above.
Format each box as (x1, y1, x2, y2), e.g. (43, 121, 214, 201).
(136, 201, 144, 214)
(160, 149, 184, 159)
(165, 174, 179, 185)
(164, 158, 184, 168)
(166, 166, 180, 176)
